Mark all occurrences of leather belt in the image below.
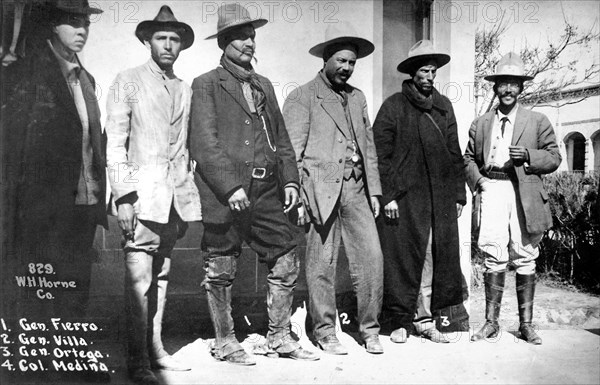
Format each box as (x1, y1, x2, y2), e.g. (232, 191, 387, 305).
(251, 166, 275, 179)
(487, 171, 511, 180)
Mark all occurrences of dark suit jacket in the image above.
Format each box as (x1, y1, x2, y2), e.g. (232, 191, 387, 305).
(464, 106, 561, 234)
(1, 43, 107, 251)
(190, 67, 299, 224)
(282, 73, 382, 225)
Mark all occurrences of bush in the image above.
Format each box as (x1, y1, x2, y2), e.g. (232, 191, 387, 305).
(540, 172, 600, 293)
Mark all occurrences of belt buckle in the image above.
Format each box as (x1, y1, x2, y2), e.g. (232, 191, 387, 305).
(252, 167, 267, 179)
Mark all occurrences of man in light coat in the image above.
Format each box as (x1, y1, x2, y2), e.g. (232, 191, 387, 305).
(106, 6, 201, 384)
(464, 52, 561, 345)
(283, 22, 384, 355)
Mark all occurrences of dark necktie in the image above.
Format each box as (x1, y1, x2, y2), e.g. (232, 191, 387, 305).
(500, 117, 508, 138)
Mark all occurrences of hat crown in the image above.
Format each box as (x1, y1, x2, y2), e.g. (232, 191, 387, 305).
(407, 40, 439, 59)
(495, 52, 527, 77)
(217, 3, 255, 31)
(52, 0, 102, 15)
(323, 21, 360, 43)
(153, 5, 178, 23)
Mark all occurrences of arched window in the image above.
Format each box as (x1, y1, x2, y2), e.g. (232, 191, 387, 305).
(592, 130, 600, 173)
(564, 132, 586, 172)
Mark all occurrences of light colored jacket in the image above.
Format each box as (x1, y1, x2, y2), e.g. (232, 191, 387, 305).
(282, 73, 382, 225)
(106, 59, 201, 223)
(464, 106, 561, 234)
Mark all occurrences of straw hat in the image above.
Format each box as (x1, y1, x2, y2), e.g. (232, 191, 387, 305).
(309, 22, 374, 59)
(484, 52, 533, 81)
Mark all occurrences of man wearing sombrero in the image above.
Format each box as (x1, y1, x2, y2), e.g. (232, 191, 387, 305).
(372, 40, 466, 344)
(189, 3, 319, 365)
(465, 52, 561, 345)
(106, 5, 201, 383)
(283, 22, 384, 355)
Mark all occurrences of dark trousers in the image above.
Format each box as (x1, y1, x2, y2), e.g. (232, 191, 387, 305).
(202, 177, 300, 357)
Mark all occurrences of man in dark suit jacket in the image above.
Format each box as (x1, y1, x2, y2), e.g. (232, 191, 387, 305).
(465, 53, 561, 345)
(190, 3, 318, 365)
(1, 0, 106, 320)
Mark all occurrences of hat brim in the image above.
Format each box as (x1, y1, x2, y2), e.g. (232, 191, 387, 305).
(205, 19, 268, 40)
(309, 36, 374, 59)
(397, 53, 450, 73)
(51, 6, 103, 15)
(135, 20, 195, 50)
(484, 74, 534, 81)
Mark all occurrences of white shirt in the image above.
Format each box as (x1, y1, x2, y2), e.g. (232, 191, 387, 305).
(486, 104, 519, 169)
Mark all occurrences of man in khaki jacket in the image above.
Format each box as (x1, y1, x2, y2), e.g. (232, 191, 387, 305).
(106, 6, 201, 384)
(464, 52, 561, 345)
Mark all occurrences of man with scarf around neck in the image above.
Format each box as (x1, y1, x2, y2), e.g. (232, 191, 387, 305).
(105, 6, 201, 384)
(372, 40, 467, 344)
(283, 22, 384, 355)
(465, 53, 560, 345)
(189, 3, 319, 366)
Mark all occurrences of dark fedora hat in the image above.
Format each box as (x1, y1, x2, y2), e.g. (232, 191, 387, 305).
(135, 5, 195, 50)
(309, 22, 374, 59)
(205, 3, 267, 40)
(49, 0, 103, 15)
(397, 40, 450, 74)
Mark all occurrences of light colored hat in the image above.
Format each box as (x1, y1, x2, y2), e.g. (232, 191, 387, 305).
(309, 22, 374, 59)
(205, 3, 267, 40)
(484, 52, 534, 81)
(50, 0, 103, 15)
(397, 40, 450, 73)
(135, 5, 195, 50)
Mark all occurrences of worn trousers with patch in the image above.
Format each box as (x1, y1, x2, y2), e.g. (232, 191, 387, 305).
(478, 180, 542, 275)
(413, 229, 435, 334)
(201, 177, 300, 358)
(305, 176, 383, 342)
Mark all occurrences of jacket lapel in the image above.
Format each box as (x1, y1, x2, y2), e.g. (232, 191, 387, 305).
(314, 75, 349, 137)
(511, 106, 527, 145)
(218, 67, 251, 117)
(41, 46, 79, 120)
(482, 112, 494, 161)
(348, 88, 363, 141)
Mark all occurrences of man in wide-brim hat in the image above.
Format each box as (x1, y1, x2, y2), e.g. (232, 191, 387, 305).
(106, 5, 201, 384)
(465, 52, 560, 346)
(283, 22, 385, 355)
(1, 0, 108, 381)
(372, 39, 467, 345)
(189, 3, 319, 366)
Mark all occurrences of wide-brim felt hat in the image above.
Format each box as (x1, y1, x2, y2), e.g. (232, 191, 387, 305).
(309, 22, 374, 59)
(206, 3, 268, 40)
(49, 0, 103, 15)
(484, 52, 534, 81)
(135, 5, 195, 50)
(397, 40, 450, 73)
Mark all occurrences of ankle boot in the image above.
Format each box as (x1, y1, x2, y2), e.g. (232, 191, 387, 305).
(471, 271, 505, 341)
(516, 273, 542, 345)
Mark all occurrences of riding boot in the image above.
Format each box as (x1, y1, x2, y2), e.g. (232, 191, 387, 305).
(516, 273, 542, 345)
(471, 271, 505, 341)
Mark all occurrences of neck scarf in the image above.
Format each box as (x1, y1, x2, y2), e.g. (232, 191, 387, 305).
(403, 80, 433, 111)
(220, 54, 266, 114)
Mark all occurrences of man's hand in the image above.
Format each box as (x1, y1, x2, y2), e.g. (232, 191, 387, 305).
(297, 205, 310, 226)
(228, 188, 250, 212)
(478, 177, 491, 192)
(509, 145, 529, 166)
(371, 196, 381, 218)
(283, 187, 299, 214)
(117, 203, 137, 239)
(384, 200, 399, 219)
(456, 203, 464, 218)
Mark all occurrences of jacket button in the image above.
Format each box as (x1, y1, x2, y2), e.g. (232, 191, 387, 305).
(338, 138, 343, 143)
(245, 140, 250, 145)
(336, 179, 340, 183)
(245, 119, 250, 125)
(493, 146, 497, 149)
(338, 159, 343, 163)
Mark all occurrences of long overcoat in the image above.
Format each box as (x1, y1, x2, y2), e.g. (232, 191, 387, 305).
(372, 80, 466, 327)
(189, 67, 299, 224)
